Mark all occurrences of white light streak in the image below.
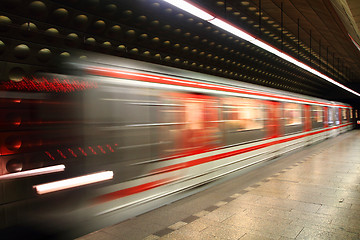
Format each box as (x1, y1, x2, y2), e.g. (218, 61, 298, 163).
(0, 165, 65, 180)
(162, 0, 214, 21)
(209, 18, 256, 42)
(34, 171, 114, 195)
(162, 0, 360, 97)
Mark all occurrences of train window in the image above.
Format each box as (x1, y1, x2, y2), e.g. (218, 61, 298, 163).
(350, 109, 353, 119)
(328, 107, 335, 126)
(311, 105, 324, 129)
(283, 103, 303, 134)
(223, 97, 264, 131)
(341, 108, 348, 123)
(335, 108, 340, 125)
(223, 97, 265, 145)
(284, 103, 302, 126)
(329, 107, 341, 125)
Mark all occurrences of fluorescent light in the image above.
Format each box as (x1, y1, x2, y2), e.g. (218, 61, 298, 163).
(162, 0, 360, 97)
(349, 34, 360, 52)
(162, 0, 214, 21)
(34, 171, 114, 194)
(209, 18, 256, 42)
(0, 165, 65, 180)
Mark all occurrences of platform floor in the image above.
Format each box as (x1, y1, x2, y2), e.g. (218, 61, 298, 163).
(78, 130, 360, 240)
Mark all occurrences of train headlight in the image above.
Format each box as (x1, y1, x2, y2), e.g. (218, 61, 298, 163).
(6, 158, 23, 173)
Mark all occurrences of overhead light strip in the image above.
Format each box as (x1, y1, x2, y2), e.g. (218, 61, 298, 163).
(348, 34, 360, 52)
(161, 0, 360, 97)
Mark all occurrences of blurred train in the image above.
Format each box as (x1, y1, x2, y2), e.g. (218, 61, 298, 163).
(0, 54, 354, 239)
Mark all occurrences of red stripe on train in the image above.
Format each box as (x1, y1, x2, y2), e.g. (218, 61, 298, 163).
(151, 124, 350, 174)
(94, 123, 351, 204)
(93, 177, 176, 204)
(86, 67, 350, 108)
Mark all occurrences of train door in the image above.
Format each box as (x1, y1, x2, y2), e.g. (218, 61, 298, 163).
(180, 93, 220, 152)
(339, 108, 342, 125)
(324, 107, 329, 128)
(335, 107, 340, 125)
(266, 101, 281, 139)
(161, 93, 221, 156)
(304, 105, 311, 132)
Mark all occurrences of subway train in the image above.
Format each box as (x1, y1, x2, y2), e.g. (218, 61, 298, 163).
(0, 54, 354, 239)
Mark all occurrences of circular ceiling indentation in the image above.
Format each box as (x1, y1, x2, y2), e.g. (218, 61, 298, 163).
(104, 4, 117, 15)
(0, 40, 5, 54)
(52, 8, 69, 22)
(85, 37, 96, 45)
(0, 16, 12, 31)
(28, 1, 47, 17)
(9, 67, 26, 81)
(108, 25, 121, 38)
(74, 15, 88, 28)
(65, 33, 79, 47)
(60, 52, 71, 58)
(92, 20, 106, 33)
(20, 22, 37, 36)
(14, 44, 30, 59)
(37, 48, 51, 62)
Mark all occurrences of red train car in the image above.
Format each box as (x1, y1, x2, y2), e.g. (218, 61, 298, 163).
(0, 54, 353, 238)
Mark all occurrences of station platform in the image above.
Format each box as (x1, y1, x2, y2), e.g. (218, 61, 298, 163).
(77, 130, 360, 240)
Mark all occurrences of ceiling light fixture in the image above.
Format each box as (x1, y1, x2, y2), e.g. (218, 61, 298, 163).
(161, 0, 360, 97)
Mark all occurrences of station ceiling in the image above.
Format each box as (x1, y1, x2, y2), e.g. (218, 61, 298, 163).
(0, 0, 360, 105)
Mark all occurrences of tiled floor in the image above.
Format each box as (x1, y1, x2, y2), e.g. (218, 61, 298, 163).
(78, 130, 360, 240)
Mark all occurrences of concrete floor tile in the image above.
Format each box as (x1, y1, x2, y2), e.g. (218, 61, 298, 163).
(143, 235, 160, 240)
(277, 236, 296, 240)
(295, 226, 359, 240)
(215, 201, 229, 207)
(216, 203, 247, 215)
(168, 221, 187, 230)
(330, 217, 360, 232)
(250, 188, 290, 199)
(200, 224, 247, 240)
(153, 228, 174, 237)
(178, 217, 217, 233)
(267, 208, 293, 220)
(252, 196, 293, 211)
(230, 193, 242, 198)
(291, 201, 322, 213)
(203, 208, 236, 222)
(193, 210, 210, 217)
(317, 205, 360, 218)
(350, 203, 360, 210)
(234, 193, 263, 203)
(239, 232, 277, 240)
(102, 226, 153, 240)
(222, 213, 303, 238)
(159, 230, 203, 240)
(222, 214, 262, 229)
(101, 220, 164, 240)
(75, 231, 117, 240)
(260, 223, 303, 239)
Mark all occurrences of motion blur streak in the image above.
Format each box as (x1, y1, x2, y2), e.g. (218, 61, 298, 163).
(0, 164, 65, 180)
(0, 54, 353, 239)
(87, 66, 350, 107)
(33, 171, 114, 194)
(93, 177, 177, 204)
